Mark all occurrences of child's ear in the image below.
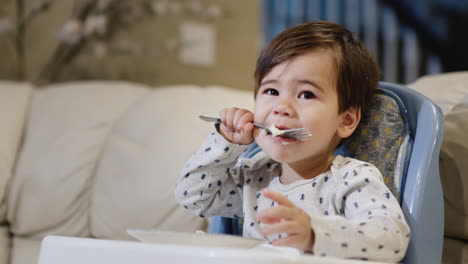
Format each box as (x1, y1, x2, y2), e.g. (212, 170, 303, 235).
(337, 107, 361, 139)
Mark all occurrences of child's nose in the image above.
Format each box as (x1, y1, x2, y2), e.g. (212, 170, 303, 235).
(273, 101, 295, 117)
(273, 109, 290, 116)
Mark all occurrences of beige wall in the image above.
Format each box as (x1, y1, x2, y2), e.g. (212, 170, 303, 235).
(0, 0, 260, 91)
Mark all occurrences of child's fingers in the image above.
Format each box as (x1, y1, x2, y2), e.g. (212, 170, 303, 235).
(218, 109, 231, 136)
(256, 190, 297, 223)
(219, 107, 237, 131)
(219, 108, 229, 128)
(236, 111, 254, 130)
(232, 109, 247, 130)
(260, 219, 295, 236)
(225, 108, 239, 130)
(259, 215, 313, 252)
(218, 108, 253, 130)
(238, 112, 254, 136)
(241, 123, 255, 140)
(264, 221, 313, 252)
(256, 205, 294, 223)
(270, 235, 295, 247)
(218, 108, 254, 144)
(261, 215, 310, 236)
(261, 189, 295, 207)
(270, 235, 305, 249)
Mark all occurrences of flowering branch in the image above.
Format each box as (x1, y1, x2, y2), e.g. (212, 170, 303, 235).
(38, 0, 156, 84)
(0, 0, 226, 84)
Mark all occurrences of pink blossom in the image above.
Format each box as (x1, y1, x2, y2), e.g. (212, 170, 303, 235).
(84, 15, 108, 36)
(57, 19, 83, 45)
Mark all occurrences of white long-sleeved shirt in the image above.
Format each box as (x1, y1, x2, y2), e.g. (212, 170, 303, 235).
(175, 132, 410, 262)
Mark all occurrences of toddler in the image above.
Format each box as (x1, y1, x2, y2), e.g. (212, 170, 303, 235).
(175, 21, 409, 262)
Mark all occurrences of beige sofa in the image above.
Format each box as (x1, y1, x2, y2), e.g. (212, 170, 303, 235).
(0, 81, 254, 264)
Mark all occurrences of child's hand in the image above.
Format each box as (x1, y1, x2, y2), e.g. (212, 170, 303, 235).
(256, 189, 315, 252)
(218, 107, 255, 145)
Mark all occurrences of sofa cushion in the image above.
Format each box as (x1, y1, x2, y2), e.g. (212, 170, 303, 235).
(7, 81, 150, 238)
(90, 85, 254, 240)
(407, 71, 468, 115)
(0, 82, 33, 223)
(440, 101, 468, 241)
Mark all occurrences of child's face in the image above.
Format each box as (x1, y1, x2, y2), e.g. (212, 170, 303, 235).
(254, 49, 352, 165)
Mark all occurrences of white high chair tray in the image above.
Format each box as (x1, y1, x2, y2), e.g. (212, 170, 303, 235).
(127, 229, 263, 249)
(38, 235, 389, 264)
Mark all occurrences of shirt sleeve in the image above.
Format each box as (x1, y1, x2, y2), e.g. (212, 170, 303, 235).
(175, 131, 250, 219)
(310, 161, 410, 262)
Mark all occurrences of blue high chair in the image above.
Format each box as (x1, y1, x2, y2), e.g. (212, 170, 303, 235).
(209, 82, 445, 264)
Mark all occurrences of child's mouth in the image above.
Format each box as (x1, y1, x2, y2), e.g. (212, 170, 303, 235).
(259, 124, 309, 143)
(270, 135, 297, 144)
(267, 125, 298, 143)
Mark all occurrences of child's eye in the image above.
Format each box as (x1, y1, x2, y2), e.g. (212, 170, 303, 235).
(264, 88, 279, 96)
(299, 91, 316, 99)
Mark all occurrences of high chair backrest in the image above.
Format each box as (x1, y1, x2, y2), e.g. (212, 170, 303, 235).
(209, 82, 445, 264)
(378, 82, 444, 264)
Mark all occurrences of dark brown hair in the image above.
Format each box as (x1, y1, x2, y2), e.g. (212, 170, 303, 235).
(254, 21, 380, 113)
